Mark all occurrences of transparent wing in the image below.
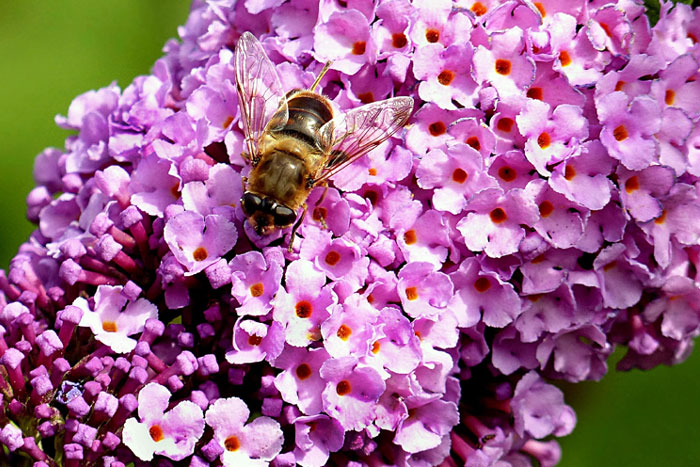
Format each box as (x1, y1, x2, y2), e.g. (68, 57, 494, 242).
(315, 96, 413, 183)
(235, 31, 288, 162)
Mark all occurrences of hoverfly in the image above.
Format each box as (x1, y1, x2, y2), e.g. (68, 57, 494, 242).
(234, 31, 413, 245)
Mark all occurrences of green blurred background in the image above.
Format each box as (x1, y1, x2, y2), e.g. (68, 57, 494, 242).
(0, 1, 698, 465)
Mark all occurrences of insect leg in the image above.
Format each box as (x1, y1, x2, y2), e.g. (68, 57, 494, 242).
(312, 182, 329, 230)
(288, 203, 308, 253)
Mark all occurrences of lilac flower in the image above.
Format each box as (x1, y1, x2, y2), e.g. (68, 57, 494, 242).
(511, 371, 576, 439)
(205, 396, 283, 466)
(122, 382, 205, 461)
(75, 285, 158, 353)
(3, 0, 700, 465)
(163, 211, 238, 275)
(456, 187, 540, 258)
(314, 9, 375, 75)
(319, 356, 386, 431)
(273, 259, 336, 346)
(229, 249, 284, 317)
(291, 414, 345, 467)
(274, 345, 330, 415)
(413, 43, 478, 110)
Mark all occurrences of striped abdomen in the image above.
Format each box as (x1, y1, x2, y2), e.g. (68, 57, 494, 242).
(276, 91, 334, 148)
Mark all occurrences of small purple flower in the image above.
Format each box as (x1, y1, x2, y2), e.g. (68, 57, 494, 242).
(274, 345, 331, 415)
(205, 396, 283, 466)
(511, 371, 576, 439)
(413, 43, 478, 110)
(319, 357, 386, 431)
(226, 318, 285, 364)
(229, 249, 283, 317)
(457, 187, 540, 258)
(397, 262, 453, 319)
(292, 414, 345, 467)
(320, 294, 378, 358)
(181, 162, 243, 217)
(416, 144, 497, 215)
(122, 382, 205, 461)
(273, 259, 335, 346)
(394, 399, 459, 454)
(314, 10, 375, 75)
(449, 257, 522, 328)
(129, 153, 182, 217)
(75, 285, 157, 353)
(516, 99, 588, 176)
(597, 92, 661, 170)
(164, 211, 238, 275)
(473, 27, 536, 98)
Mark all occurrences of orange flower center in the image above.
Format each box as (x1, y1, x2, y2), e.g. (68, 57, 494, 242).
(495, 59, 512, 75)
(428, 121, 447, 136)
(224, 435, 241, 451)
(497, 117, 514, 133)
(352, 41, 366, 55)
(539, 200, 554, 217)
(405, 286, 418, 301)
(526, 87, 543, 100)
(425, 28, 440, 43)
(358, 92, 374, 104)
(295, 300, 313, 318)
(438, 70, 455, 86)
(337, 324, 352, 340)
(564, 165, 577, 180)
(149, 425, 164, 442)
(336, 380, 352, 395)
(624, 176, 639, 193)
(193, 247, 208, 261)
(498, 166, 516, 182)
(325, 250, 341, 266)
(534, 2, 546, 17)
(452, 168, 468, 184)
(489, 207, 507, 223)
(559, 50, 572, 66)
(248, 334, 263, 346)
(474, 277, 491, 292)
(613, 124, 628, 141)
(471, 2, 487, 16)
(249, 282, 264, 297)
(392, 33, 408, 48)
(403, 229, 417, 245)
(296, 363, 312, 380)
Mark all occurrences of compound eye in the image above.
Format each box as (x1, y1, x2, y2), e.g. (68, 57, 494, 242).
(273, 205, 296, 227)
(241, 193, 262, 216)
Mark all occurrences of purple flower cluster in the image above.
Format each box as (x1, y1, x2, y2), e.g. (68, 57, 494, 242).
(2, 0, 700, 465)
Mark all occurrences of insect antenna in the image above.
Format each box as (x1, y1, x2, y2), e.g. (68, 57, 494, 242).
(310, 61, 333, 92)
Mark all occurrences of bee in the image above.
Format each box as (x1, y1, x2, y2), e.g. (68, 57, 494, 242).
(234, 31, 413, 245)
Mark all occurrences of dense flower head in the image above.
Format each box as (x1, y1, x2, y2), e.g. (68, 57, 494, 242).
(2, 0, 700, 465)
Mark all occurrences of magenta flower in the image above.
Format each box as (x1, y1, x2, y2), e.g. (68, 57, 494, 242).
(319, 356, 386, 431)
(204, 396, 283, 466)
(163, 210, 238, 275)
(122, 382, 205, 461)
(75, 285, 158, 353)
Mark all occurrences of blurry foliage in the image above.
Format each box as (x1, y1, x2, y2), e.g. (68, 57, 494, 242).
(0, 1, 190, 266)
(644, 0, 696, 25)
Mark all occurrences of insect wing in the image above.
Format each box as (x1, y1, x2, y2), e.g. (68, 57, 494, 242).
(315, 96, 413, 183)
(235, 31, 288, 162)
